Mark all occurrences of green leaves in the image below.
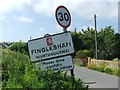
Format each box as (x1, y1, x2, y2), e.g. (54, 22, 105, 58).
(8, 41, 28, 54)
(76, 50, 91, 59)
(71, 26, 120, 60)
(2, 49, 87, 89)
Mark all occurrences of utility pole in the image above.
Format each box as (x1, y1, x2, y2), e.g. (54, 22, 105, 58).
(94, 14, 98, 59)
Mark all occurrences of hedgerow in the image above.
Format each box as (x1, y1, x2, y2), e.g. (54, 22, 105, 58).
(1, 48, 88, 89)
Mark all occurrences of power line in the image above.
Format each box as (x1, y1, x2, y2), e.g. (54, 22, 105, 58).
(79, 17, 94, 29)
(77, 1, 113, 31)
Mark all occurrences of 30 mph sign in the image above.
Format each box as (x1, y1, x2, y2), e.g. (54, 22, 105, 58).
(55, 6, 71, 29)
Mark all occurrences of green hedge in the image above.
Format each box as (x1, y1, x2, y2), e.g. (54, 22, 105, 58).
(1, 49, 88, 89)
(76, 50, 91, 59)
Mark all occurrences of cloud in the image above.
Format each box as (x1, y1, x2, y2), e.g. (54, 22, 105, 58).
(0, 0, 119, 19)
(54, 24, 73, 33)
(0, 0, 31, 14)
(0, 15, 6, 22)
(14, 16, 33, 24)
(55, 25, 63, 31)
(39, 27, 45, 32)
(0, 26, 2, 41)
(32, 0, 118, 19)
(32, 27, 46, 39)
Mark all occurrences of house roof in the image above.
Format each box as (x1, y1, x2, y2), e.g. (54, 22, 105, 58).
(0, 42, 9, 48)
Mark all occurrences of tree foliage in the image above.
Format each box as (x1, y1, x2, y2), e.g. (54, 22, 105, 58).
(76, 50, 91, 59)
(81, 27, 95, 50)
(71, 28, 84, 53)
(8, 41, 28, 54)
(71, 26, 120, 60)
(97, 26, 116, 59)
(112, 33, 120, 59)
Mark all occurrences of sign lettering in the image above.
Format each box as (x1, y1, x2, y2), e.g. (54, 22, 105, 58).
(28, 32, 74, 62)
(35, 55, 73, 72)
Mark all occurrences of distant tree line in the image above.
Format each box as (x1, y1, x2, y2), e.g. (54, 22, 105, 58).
(8, 26, 120, 60)
(8, 41, 28, 55)
(71, 26, 120, 60)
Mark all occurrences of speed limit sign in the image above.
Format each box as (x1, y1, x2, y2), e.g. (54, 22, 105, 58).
(55, 6, 71, 29)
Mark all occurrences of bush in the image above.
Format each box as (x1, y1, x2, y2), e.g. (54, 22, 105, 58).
(97, 66, 105, 72)
(83, 50, 91, 57)
(8, 41, 28, 54)
(1, 49, 88, 89)
(87, 63, 120, 76)
(76, 50, 91, 59)
(96, 62, 108, 72)
(76, 50, 90, 59)
(113, 69, 120, 77)
(79, 62, 85, 66)
(76, 50, 86, 59)
(87, 64, 98, 70)
(99, 61, 108, 67)
(87, 64, 106, 73)
(104, 67, 113, 75)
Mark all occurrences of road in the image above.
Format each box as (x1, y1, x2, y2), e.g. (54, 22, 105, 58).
(74, 65, 119, 89)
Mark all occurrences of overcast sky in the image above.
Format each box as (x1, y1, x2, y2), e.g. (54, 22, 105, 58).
(0, 0, 119, 42)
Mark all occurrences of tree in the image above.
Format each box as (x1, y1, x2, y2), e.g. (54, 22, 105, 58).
(8, 41, 28, 54)
(97, 26, 116, 59)
(71, 28, 84, 53)
(81, 27, 95, 58)
(76, 50, 91, 59)
(71, 26, 118, 60)
(112, 33, 120, 59)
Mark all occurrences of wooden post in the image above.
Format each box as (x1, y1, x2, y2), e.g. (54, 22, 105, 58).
(88, 57, 91, 66)
(94, 14, 98, 59)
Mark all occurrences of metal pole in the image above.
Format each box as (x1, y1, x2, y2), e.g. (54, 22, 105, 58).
(63, 28, 74, 77)
(94, 14, 98, 59)
(63, 28, 67, 32)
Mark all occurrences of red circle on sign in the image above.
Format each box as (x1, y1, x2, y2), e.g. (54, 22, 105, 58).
(55, 5, 71, 29)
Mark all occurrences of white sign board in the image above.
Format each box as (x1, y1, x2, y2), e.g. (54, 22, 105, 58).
(55, 6, 71, 29)
(28, 32, 74, 62)
(35, 55, 73, 72)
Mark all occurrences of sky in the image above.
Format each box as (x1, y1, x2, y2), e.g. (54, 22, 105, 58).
(0, 0, 119, 42)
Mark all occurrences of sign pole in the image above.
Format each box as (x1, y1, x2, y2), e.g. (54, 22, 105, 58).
(55, 5, 74, 77)
(63, 28, 67, 32)
(63, 28, 74, 77)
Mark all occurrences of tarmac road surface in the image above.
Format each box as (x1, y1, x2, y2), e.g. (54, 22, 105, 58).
(74, 65, 119, 89)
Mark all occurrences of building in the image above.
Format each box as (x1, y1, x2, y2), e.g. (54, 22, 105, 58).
(0, 42, 9, 48)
